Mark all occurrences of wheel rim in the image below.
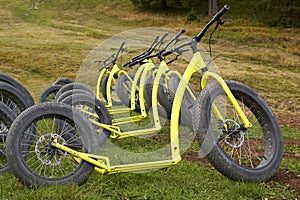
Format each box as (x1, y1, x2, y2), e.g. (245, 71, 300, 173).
(0, 93, 21, 114)
(0, 121, 8, 168)
(20, 114, 86, 179)
(210, 94, 274, 169)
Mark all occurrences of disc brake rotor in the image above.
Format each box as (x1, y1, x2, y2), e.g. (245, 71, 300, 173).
(35, 133, 67, 166)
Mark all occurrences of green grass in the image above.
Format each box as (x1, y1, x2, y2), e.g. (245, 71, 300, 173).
(281, 158, 300, 176)
(0, 0, 299, 198)
(0, 160, 296, 199)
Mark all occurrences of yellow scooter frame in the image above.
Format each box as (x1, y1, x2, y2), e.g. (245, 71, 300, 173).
(53, 5, 252, 174)
(54, 50, 252, 175)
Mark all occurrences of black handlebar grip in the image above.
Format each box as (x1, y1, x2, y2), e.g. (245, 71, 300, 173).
(174, 29, 186, 40)
(213, 4, 230, 21)
(123, 61, 130, 67)
(161, 50, 172, 57)
(115, 42, 125, 59)
(128, 59, 141, 67)
(158, 32, 169, 45)
(193, 4, 230, 42)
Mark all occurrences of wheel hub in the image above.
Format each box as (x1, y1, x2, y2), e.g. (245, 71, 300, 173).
(35, 133, 67, 166)
(221, 119, 246, 148)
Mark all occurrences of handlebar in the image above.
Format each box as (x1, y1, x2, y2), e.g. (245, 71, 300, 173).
(161, 41, 189, 57)
(114, 42, 125, 63)
(146, 35, 160, 54)
(123, 32, 170, 67)
(155, 32, 169, 50)
(162, 5, 229, 57)
(125, 29, 186, 67)
(123, 5, 230, 67)
(94, 42, 125, 70)
(161, 29, 185, 51)
(127, 51, 161, 67)
(214, 4, 230, 21)
(123, 33, 167, 67)
(94, 53, 116, 71)
(94, 53, 115, 64)
(193, 4, 230, 42)
(129, 35, 160, 63)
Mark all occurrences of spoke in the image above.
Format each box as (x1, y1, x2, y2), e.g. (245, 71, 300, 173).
(242, 138, 254, 168)
(18, 113, 84, 180)
(238, 146, 242, 165)
(245, 132, 263, 166)
(51, 161, 56, 178)
(59, 118, 70, 136)
(0, 94, 20, 114)
(27, 154, 42, 169)
(0, 148, 6, 156)
(229, 146, 235, 158)
(22, 149, 35, 155)
(58, 159, 69, 177)
(218, 137, 226, 147)
(43, 117, 52, 134)
(52, 116, 56, 134)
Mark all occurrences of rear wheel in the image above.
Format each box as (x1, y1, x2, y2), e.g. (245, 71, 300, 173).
(6, 102, 100, 187)
(193, 80, 283, 182)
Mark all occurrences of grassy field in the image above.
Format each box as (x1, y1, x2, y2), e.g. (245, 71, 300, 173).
(0, 0, 299, 199)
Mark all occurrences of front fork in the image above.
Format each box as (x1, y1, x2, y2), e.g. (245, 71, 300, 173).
(201, 71, 252, 129)
(96, 68, 109, 100)
(106, 65, 131, 107)
(170, 56, 252, 161)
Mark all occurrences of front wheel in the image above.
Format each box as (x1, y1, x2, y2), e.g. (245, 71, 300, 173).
(0, 82, 31, 115)
(101, 75, 123, 106)
(116, 74, 149, 112)
(193, 80, 283, 182)
(53, 78, 73, 86)
(6, 102, 100, 187)
(0, 102, 17, 173)
(39, 85, 62, 103)
(62, 93, 112, 141)
(0, 73, 35, 106)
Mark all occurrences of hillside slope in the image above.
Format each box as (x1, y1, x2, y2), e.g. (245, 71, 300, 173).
(0, 0, 299, 117)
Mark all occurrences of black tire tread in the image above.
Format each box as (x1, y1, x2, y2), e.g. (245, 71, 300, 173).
(39, 85, 62, 103)
(6, 102, 99, 187)
(0, 73, 34, 106)
(0, 102, 17, 173)
(193, 80, 283, 182)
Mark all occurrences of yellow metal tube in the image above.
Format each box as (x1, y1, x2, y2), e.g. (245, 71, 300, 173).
(201, 71, 252, 128)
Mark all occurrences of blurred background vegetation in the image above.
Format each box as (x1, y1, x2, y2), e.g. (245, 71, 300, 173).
(130, 0, 300, 27)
